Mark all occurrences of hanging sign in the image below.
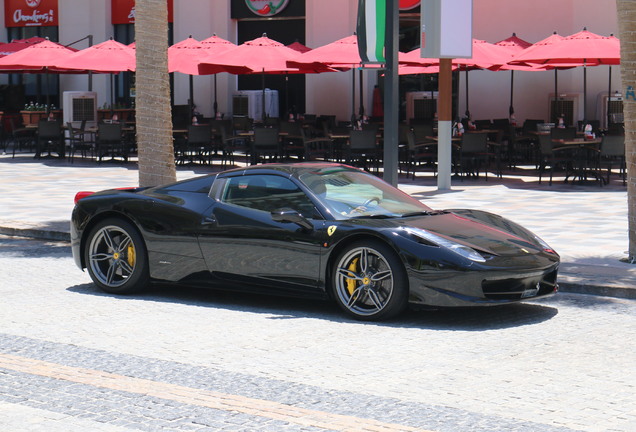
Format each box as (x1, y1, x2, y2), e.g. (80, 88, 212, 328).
(4, 0, 59, 27)
(421, 0, 472, 59)
(245, 0, 290, 17)
(112, 0, 174, 24)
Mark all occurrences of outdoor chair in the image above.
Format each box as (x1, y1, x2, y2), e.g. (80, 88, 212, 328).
(176, 124, 212, 165)
(279, 121, 305, 160)
(10, 117, 35, 158)
(402, 130, 437, 179)
(35, 119, 64, 159)
(251, 127, 281, 165)
(411, 123, 434, 143)
(218, 123, 249, 169)
(550, 126, 577, 141)
(346, 129, 379, 172)
(459, 132, 499, 180)
(66, 120, 93, 162)
(597, 134, 626, 186)
(537, 133, 573, 185)
(301, 128, 333, 161)
(95, 122, 126, 162)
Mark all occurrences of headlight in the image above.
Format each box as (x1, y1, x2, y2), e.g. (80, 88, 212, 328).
(404, 227, 486, 263)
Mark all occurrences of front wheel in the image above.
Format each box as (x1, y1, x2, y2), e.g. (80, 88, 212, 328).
(332, 240, 408, 320)
(84, 218, 149, 294)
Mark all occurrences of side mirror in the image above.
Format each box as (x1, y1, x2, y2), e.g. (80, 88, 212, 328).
(271, 208, 313, 230)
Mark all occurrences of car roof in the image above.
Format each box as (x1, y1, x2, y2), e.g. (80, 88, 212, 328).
(217, 162, 359, 179)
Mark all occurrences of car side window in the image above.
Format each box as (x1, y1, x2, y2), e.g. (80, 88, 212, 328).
(221, 175, 319, 218)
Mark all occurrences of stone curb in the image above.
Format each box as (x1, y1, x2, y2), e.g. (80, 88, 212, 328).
(0, 226, 70, 242)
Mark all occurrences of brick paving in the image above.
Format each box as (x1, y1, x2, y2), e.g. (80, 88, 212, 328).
(1, 153, 636, 430)
(0, 235, 635, 431)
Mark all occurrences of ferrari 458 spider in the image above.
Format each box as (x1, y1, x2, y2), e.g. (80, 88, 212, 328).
(71, 162, 559, 320)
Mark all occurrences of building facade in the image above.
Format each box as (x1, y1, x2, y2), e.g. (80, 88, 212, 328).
(0, 0, 621, 126)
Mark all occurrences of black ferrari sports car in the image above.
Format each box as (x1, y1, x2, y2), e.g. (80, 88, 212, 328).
(71, 162, 559, 320)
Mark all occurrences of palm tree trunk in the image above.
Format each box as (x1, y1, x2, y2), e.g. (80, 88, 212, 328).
(135, 0, 176, 187)
(617, 1, 636, 262)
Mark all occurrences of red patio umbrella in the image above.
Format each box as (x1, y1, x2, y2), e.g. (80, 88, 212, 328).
(193, 34, 248, 117)
(168, 36, 203, 117)
(513, 29, 619, 66)
(53, 39, 136, 112)
(0, 39, 79, 110)
(402, 39, 530, 118)
(168, 36, 203, 75)
(495, 33, 534, 116)
(169, 35, 245, 75)
(0, 39, 77, 72)
(199, 34, 328, 120)
(507, 32, 570, 123)
(287, 35, 393, 121)
(54, 39, 135, 73)
(512, 30, 620, 124)
(287, 41, 312, 54)
(0, 36, 46, 57)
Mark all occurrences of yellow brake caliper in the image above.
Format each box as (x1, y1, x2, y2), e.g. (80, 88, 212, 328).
(346, 257, 359, 295)
(127, 243, 136, 267)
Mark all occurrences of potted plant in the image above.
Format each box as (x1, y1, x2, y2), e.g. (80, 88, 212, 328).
(20, 103, 60, 126)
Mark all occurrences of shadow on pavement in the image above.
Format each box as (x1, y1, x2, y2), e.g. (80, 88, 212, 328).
(67, 281, 559, 330)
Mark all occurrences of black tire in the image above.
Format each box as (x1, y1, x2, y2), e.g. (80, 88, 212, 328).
(331, 240, 408, 320)
(84, 218, 149, 294)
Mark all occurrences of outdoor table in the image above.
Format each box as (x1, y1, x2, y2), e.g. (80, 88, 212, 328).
(553, 137, 602, 183)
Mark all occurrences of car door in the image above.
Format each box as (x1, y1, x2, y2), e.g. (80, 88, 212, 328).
(197, 174, 326, 297)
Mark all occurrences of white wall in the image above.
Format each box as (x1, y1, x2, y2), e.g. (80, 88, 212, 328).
(58, 0, 111, 110)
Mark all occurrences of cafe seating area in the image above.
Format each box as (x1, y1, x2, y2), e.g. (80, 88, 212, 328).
(0, 109, 626, 188)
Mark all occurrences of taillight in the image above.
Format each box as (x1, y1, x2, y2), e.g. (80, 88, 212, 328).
(74, 191, 94, 204)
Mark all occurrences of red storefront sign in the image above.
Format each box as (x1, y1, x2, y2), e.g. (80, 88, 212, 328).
(399, 0, 421, 10)
(112, 0, 174, 24)
(4, 0, 59, 27)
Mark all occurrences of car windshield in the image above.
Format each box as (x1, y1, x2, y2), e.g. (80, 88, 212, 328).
(299, 167, 433, 220)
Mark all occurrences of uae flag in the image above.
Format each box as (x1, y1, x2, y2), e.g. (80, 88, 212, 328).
(357, 0, 386, 63)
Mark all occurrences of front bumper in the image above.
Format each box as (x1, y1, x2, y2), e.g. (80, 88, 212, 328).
(406, 261, 559, 307)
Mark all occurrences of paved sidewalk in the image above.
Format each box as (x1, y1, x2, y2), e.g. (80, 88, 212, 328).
(1, 153, 634, 300)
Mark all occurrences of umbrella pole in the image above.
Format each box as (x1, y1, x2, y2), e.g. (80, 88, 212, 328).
(351, 67, 356, 125)
(262, 68, 266, 122)
(213, 74, 218, 118)
(189, 74, 194, 116)
(45, 72, 50, 112)
(464, 68, 470, 119)
(285, 72, 289, 117)
(608, 65, 612, 129)
(110, 74, 114, 114)
(554, 69, 558, 123)
(509, 70, 515, 116)
(583, 61, 587, 126)
(359, 68, 364, 117)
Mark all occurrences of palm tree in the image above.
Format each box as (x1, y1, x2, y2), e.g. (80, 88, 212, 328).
(134, 0, 176, 187)
(617, 1, 636, 262)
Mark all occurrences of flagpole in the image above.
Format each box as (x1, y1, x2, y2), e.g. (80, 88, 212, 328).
(383, 0, 399, 186)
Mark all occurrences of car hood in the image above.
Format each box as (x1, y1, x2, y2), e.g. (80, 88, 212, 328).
(353, 210, 547, 257)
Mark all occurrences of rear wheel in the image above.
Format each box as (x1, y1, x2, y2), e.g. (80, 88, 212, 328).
(332, 240, 408, 320)
(84, 218, 149, 294)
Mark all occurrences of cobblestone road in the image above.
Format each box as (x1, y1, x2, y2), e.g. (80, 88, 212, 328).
(1, 236, 635, 431)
